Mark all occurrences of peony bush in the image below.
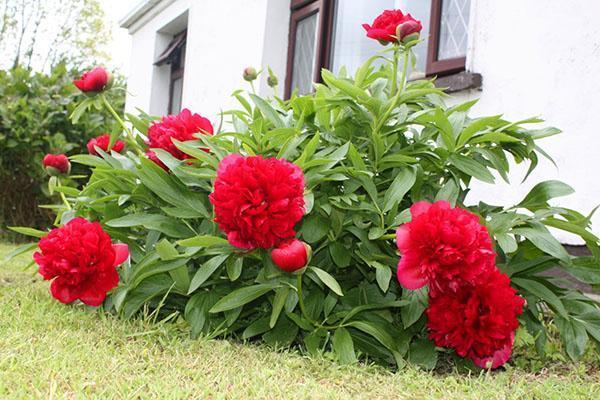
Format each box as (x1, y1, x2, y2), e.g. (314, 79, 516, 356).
(9, 9, 600, 370)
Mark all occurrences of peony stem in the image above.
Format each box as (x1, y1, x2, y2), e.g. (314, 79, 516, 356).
(390, 45, 400, 97)
(399, 48, 410, 93)
(297, 272, 316, 327)
(101, 95, 144, 156)
(57, 178, 71, 210)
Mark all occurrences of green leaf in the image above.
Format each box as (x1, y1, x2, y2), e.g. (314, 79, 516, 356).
(188, 254, 229, 294)
(456, 115, 502, 147)
(123, 274, 174, 318)
(512, 278, 568, 318)
(178, 235, 229, 248)
(270, 287, 289, 328)
(469, 132, 521, 144)
(542, 218, 599, 244)
(518, 180, 575, 209)
(130, 257, 188, 288)
(210, 283, 279, 313)
(242, 318, 272, 340)
(382, 167, 416, 212)
(448, 154, 495, 184)
(226, 257, 243, 281)
(555, 316, 588, 361)
(172, 140, 219, 169)
(512, 224, 571, 265)
(295, 131, 320, 167)
(249, 94, 284, 128)
(309, 267, 344, 296)
(301, 214, 329, 243)
(185, 291, 219, 338)
(401, 288, 428, 328)
(106, 214, 193, 238)
(434, 179, 460, 206)
(495, 233, 518, 254)
(432, 108, 455, 151)
(321, 70, 379, 113)
(263, 315, 299, 346)
(408, 339, 437, 370)
(332, 327, 357, 364)
(7, 226, 47, 238)
(137, 158, 210, 217)
(375, 264, 392, 293)
(155, 239, 179, 260)
(329, 242, 351, 268)
(346, 320, 399, 356)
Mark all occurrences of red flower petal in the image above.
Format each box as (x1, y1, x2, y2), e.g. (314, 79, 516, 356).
(146, 108, 213, 167)
(396, 257, 427, 290)
(112, 243, 130, 266)
(34, 217, 121, 306)
(209, 155, 305, 249)
(50, 278, 78, 304)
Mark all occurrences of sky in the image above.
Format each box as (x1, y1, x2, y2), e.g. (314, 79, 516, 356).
(103, 0, 140, 76)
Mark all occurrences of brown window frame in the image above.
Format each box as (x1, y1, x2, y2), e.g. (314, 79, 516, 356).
(168, 33, 186, 115)
(284, 0, 335, 99)
(154, 30, 187, 114)
(285, 0, 468, 97)
(425, 0, 467, 76)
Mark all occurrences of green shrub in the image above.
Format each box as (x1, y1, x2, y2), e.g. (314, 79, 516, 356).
(0, 64, 124, 237)
(12, 41, 600, 370)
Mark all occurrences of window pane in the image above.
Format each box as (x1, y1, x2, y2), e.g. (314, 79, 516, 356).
(170, 77, 183, 114)
(291, 12, 319, 95)
(438, 0, 471, 60)
(332, 0, 431, 76)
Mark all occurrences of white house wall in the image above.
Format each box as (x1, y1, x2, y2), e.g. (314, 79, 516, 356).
(124, 0, 599, 242)
(124, 0, 288, 118)
(459, 0, 600, 242)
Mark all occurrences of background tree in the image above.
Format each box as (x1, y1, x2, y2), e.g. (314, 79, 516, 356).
(0, 0, 112, 71)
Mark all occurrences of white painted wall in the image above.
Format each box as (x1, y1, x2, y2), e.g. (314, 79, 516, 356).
(458, 0, 600, 242)
(123, 0, 599, 242)
(124, 0, 289, 117)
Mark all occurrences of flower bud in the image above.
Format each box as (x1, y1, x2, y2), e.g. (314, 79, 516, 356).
(267, 75, 278, 88)
(267, 67, 278, 88)
(271, 239, 311, 273)
(43, 154, 71, 176)
(87, 134, 125, 155)
(243, 67, 258, 82)
(73, 67, 110, 94)
(396, 20, 421, 42)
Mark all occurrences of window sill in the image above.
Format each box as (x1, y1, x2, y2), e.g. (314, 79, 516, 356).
(433, 71, 482, 93)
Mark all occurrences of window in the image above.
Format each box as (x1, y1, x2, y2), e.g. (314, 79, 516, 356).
(285, 0, 471, 96)
(285, 0, 334, 98)
(155, 31, 187, 114)
(426, 0, 471, 75)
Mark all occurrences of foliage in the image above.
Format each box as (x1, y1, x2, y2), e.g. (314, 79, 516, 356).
(0, 0, 112, 71)
(0, 64, 124, 237)
(12, 43, 600, 370)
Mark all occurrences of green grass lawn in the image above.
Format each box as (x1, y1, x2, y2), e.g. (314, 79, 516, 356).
(0, 243, 598, 399)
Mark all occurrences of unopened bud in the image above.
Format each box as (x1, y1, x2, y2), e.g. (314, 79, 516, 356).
(243, 67, 258, 82)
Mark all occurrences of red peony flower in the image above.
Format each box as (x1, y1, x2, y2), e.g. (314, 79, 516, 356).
(271, 239, 311, 272)
(33, 217, 129, 306)
(87, 134, 125, 155)
(426, 269, 525, 369)
(362, 9, 422, 44)
(396, 201, 495, 293)
(209, 154, 305, 249)
(73, 67, 110, 93)
(146, 108, 213, 169)
(43, 154, 71, 176)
